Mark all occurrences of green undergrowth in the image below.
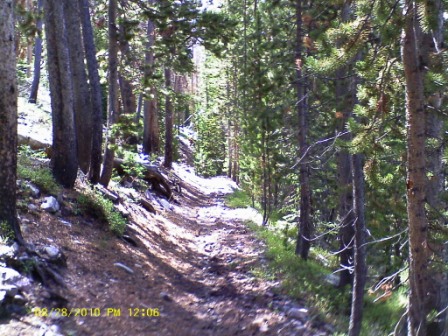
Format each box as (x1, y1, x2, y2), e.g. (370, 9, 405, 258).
(225, 189, 252, 208)
(76, 187, 127, 236)
(18, 146, 60, 195)
(225, 189, 406, 334)
(247, 222, 407, 335)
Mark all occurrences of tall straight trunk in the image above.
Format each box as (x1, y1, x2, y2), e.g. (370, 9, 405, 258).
(118, 23, 136, 117)
(64, 0, 93, 174)
(100, 0, 119, 187)
(164, 67, 173, 169)
(143, 4, 160, 155)
(44, 0, 78, 188)
(402, 1, 430, 335)
(0, 0, 24, 244)
(335, 2, 355, 288)
(78, 0, 103, 184)
(295, 0, 312, 260)
(348, 153, 367, 336)
(28, 0, 43, 104)
(421, 1, 446, 332)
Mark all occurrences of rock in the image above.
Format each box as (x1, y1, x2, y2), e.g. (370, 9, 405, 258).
(43, 246, 60, 259)
(13, 294, 28, 304)
(0, 284, 19, 299)
(41, 196, 60, 213)
(287, 307, 308, 321)
(113, 262, 134, 274)
(0, 244, 15, 259)
(159, 291, 172, 301)
(0, 266, 22, 284)
(27, 182, 41, 198)
(28, 203, 40, 212)
(158, 198, 173, 211)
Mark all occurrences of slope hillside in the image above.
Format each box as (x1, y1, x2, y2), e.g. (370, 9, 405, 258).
(0, 95, 332, 336)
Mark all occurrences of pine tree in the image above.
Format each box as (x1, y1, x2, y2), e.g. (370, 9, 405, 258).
(0, 0, 24, 244)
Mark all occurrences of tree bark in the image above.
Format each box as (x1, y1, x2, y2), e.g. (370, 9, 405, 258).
(402, 1, 430, 335)
(44, 0, 78, 188)
(294, 0, 312, 260)
(64, 0, 93, 174)
(163, 67, 174, 169)
(78, 0, 104, 184)
(420, 1, 447, 332)
(0, 0, 24, 244)
(335, 2, 356, 288)
(348, 153, 367, 336)
(28, 0, 43, 104)
(143, 3, 160, 155)
(100, 0, 120, 187)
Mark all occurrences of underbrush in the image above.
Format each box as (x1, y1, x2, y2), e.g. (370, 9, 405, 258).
(225, 189, 253, 208)
(18, 145, 127, 236)
(247, 222, 407, 335)
(18, 146, 60, 195)
(224, 189, 406, 335)
(76, 187, 127, 236)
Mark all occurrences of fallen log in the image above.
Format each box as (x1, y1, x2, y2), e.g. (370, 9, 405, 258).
(96, 185, 120, 203)
(138, 197, 157, 214)
(113, 158, 172, 199)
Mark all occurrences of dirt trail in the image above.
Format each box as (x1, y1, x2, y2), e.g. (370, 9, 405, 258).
(1, 162, 330, 336)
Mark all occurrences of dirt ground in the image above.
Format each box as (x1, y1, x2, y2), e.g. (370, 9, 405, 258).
(1, 152, 332, 336)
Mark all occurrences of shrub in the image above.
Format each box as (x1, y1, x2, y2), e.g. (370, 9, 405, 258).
(18, 146, 60, 194)
(77, 188, 126, 236)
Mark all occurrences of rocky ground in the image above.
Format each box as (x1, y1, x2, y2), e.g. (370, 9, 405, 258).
(0, 159, 334, 336)
(0, 90, 334, 335)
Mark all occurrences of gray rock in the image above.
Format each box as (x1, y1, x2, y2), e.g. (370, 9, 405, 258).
(113, 262, 134, 274)
(43, 246, 60, 259)
(0, 266, 22, 284)
(159, 291, 172, 301)
(0, 284, 19, 299)
(0, 244, 15, 259)
(28, 203, 40, 212)
(159, 198, 174, 211)
(287, 307, 308, 321)
(13, 294, 28, 304)
(41, 196, 60, 213)
(27, 182, 41, 198)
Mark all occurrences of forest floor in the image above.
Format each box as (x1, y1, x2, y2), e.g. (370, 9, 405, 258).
(0, 93, 332, 336)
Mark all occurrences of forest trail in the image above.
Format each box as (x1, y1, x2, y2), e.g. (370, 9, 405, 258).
(2, 127, 330, 336)
(1, 164, 331, 336)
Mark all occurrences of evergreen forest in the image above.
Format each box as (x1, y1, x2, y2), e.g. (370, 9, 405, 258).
(0, 0, 448, 335)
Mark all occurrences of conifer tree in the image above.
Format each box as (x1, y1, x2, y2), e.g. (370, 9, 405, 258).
(0, 0, 24, 244)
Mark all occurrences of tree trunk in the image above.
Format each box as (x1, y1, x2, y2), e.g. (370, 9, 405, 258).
(164, 67, 174, 169)
(100, 0, 120, 187)
(143, 4, 160, 155)
(0, 0, 24, 244)
(44, 0, 78, 188)
(28, 0, 43, 104)
(421, 1, 447, 332)
(78, 0, 104, 184)
(294, 0, 312, 260)
(64, 0, 93, 174)
(402, 1, 430, 334)
(335, 2, 356, 288)
(348, 153, 367, 336)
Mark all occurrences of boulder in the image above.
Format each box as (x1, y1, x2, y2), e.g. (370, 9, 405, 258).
(41, 196, 60, 213)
